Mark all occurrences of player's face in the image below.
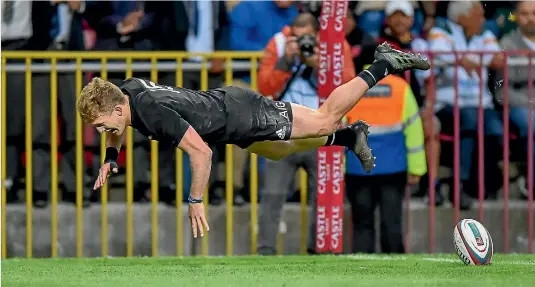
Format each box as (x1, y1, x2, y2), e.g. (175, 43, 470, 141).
(91, 107, 128, 136)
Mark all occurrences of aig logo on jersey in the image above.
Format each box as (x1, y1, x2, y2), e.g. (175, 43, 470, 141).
(273, 101, 291, 140)
(274, 101, 289, 121)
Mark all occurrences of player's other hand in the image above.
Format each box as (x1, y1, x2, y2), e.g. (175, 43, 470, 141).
(188, 203, 210, 238)
(93, 161, 119, 190)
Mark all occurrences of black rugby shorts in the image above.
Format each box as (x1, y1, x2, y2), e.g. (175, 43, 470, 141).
(220, 86, 293, 148)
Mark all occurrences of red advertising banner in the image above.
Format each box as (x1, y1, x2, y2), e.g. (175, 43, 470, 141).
(316, 0, 347, 254)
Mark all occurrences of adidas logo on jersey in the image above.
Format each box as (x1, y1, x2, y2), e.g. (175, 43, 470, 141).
(276, 126, 286, 139)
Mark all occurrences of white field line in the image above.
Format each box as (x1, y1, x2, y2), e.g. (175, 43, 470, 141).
(345, 254, 535, 265)
(3, 254, 535, 266)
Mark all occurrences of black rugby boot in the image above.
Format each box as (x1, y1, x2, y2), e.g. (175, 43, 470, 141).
(374, 42, 431, 73)
(357, 42, 431, 89)
(348, 120, 376, 173)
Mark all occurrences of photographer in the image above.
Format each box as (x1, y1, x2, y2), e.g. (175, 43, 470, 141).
(257, 12, 355, 255)
(259, 13, 355, 98)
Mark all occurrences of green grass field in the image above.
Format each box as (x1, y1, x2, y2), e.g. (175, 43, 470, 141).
(2, 254, 535, 287)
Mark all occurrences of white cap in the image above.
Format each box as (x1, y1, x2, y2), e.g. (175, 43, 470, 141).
(385, 0, 414, 17)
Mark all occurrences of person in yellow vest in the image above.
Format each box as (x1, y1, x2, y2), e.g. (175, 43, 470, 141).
(345, 70, 426, 253)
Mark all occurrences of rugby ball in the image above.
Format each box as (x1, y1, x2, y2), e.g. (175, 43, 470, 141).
(453, 219, 493, 265)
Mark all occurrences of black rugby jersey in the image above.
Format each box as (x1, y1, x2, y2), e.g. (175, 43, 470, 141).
(120, 77, 227, 147)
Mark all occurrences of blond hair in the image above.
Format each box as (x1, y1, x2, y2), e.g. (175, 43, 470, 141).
(77, 77, 125, 123)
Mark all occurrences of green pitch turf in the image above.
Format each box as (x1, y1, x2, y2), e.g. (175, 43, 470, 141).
(2, 254, 535, 287)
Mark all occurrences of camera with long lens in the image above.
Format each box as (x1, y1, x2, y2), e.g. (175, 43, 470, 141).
(296, 34, 317, 58)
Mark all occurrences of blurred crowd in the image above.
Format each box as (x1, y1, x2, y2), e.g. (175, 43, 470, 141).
(2, 0, 535, 254)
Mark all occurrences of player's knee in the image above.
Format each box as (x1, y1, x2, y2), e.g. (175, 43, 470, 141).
(317, 115, 340, 137)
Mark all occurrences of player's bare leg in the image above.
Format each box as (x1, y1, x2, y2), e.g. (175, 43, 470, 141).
(290, 43, 430, 139)
(247, 137, 328, 161)
(288, 43, 430, 171)
(323, 43, 430, 125)
(247, 120, 373, 170)
(248, 43, 430, 172)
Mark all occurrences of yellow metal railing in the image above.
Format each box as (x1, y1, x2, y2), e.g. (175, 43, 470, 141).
(1, 57, 7, 259)
(75, 57, 84, 257)
(175, 57, 184, 257)
(51, 58, 59, 258)
(100, 58, 109, 257)
(25, 57, 33, 259)
(125, 57, 134, 257)
(0, 51, 309, 258)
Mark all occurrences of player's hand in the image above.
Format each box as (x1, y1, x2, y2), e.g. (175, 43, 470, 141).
(93, 161, 119, 190)
(188, 202, 209, 238)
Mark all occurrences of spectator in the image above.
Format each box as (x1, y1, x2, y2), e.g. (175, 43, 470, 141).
(377, 0, 443, 205)
(229, 0, 298, 86)
(345, 73, 426, 254)
(256, 13, 355, 255)
(49, 0, 91, 207)
(83, 1, 156, 202)
(498, 1, 535, 199)
(153, 1, 229, 88)
(230, 0, 298, 52)
(428, 1, 504, 209)
(2, 1, 89, 207)
(51, 1, 86, 48)
(83, 1, 155, 51)
(345, 9, 377, 74)
(377, 0, 428, 104)
(351, 1, 434, 38)
(435, 1, 517, 38)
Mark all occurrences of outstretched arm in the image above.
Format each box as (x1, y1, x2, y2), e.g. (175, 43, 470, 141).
(152, 104, 212, 201)
(178, 127, 213, 201)
(135, 92, 212, 237)
(176, 126, 212, 239)
(153, 103, 212, 238)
